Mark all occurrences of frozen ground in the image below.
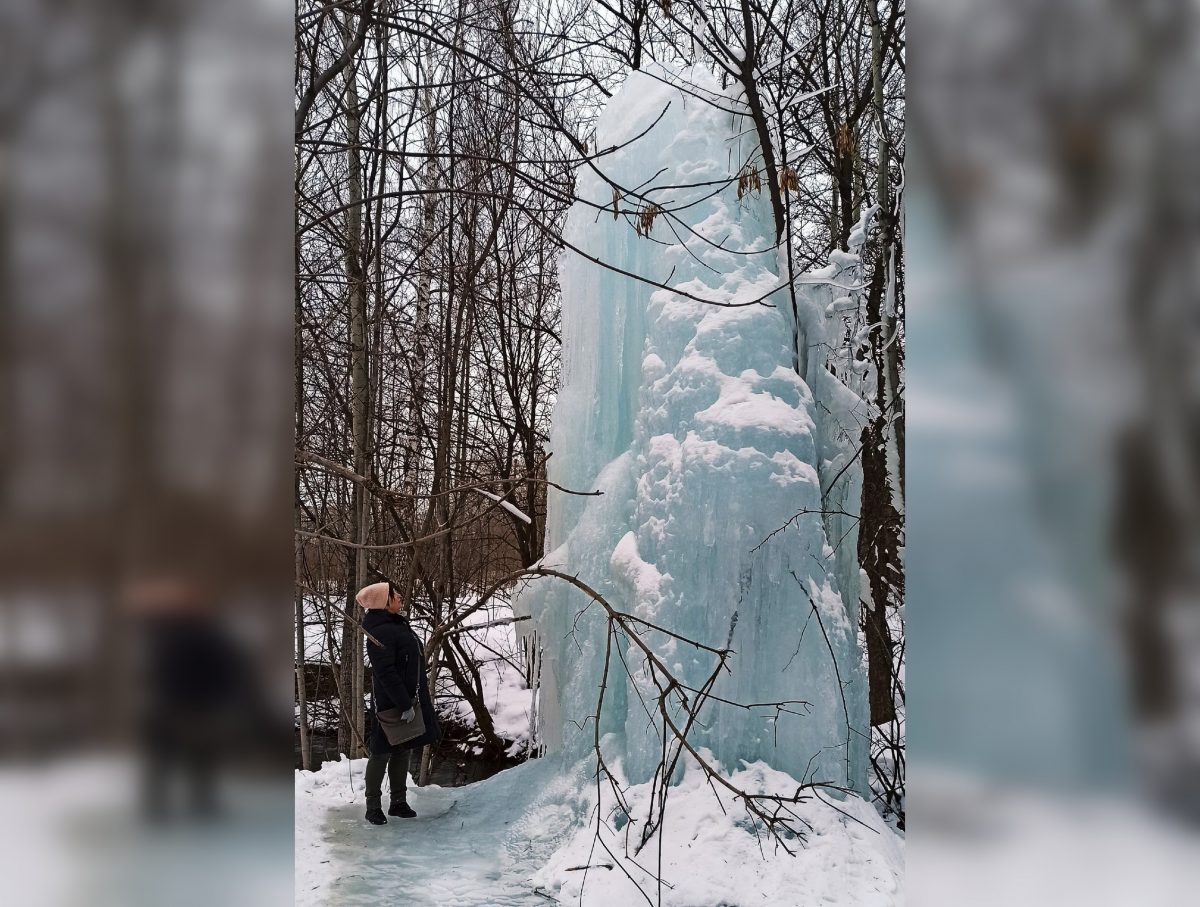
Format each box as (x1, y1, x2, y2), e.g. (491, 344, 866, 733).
(2, 755, 292, 907)
(296, 758, 561, 907)
(908, 768, 1200, 907)
(296, 753, 904, 907)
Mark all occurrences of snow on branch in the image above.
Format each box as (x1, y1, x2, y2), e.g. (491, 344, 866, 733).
(473, 488, 532, 524)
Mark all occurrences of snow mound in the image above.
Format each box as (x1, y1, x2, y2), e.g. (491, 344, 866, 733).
(531, 749, 904, 907)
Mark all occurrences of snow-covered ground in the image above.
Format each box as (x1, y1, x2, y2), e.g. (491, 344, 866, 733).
(296, 751, 904, 907)
(296, 757, 561, 906)
(2, 755, 292, 907)
(908, 768, 1200, 907)
(531, 750, 904, 906)
(296, 596, 904, 906)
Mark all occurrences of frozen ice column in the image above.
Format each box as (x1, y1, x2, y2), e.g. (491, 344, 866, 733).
(517, 65, 869, 795)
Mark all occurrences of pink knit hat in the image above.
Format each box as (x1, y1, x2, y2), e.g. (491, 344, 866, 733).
(355, 581, 392, 610)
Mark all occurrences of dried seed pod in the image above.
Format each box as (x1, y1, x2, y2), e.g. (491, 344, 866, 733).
(613, 189, 620, 220)
(736, 164, 762, 199)
(637, 203, 663, 236)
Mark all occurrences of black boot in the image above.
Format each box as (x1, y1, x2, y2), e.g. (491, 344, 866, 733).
(365, 798, 387, 825)
(388, 799, 416, 818)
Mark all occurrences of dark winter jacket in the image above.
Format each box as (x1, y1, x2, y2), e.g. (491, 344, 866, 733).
(363, 609, 440, 754)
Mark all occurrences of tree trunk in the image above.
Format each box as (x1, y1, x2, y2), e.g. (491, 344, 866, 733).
(338, 10, 370, 757)
(295, 559, 312, 770)
(737, 0, 786, 245)
(399, 81, 439, 607)
(294, 154, 313, 769)
(859, 422, 899, 727)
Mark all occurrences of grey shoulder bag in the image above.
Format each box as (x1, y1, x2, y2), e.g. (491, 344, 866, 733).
(376, 703, 425, 746)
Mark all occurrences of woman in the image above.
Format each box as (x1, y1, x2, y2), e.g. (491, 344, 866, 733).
(356, 580, 440, 825)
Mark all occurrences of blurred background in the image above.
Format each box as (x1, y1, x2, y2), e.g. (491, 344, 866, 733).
(909, 0, 1200, 903)
(4, 0, 1199, 904)
(0, 1, 293, 905)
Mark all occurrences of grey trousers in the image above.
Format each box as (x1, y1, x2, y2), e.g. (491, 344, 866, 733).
(364, 749, 410, 809)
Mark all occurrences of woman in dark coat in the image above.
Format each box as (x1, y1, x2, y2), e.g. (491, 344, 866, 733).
(356, 581, 440, 825)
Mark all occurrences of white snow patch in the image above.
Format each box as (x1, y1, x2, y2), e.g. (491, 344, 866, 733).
(610, 531, 667, 619)
(808, 576, 853, 637)
(533, 750, 904, 907)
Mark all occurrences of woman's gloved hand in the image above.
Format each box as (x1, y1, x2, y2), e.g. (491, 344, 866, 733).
(402, 707, 416, 721)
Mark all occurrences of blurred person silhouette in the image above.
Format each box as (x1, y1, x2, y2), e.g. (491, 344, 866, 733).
(124, 570, 252, 822)
(359, 580, 440, 825)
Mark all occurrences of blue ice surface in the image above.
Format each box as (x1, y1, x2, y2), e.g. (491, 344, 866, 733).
(516, 63, 871, 796)
(315, 759, 562, 906)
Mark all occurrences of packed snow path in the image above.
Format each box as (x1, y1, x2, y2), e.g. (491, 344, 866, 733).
(298, 760, 558, 907)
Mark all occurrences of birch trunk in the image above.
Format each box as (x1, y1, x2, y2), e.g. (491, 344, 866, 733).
(338, 10, 370, 757)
